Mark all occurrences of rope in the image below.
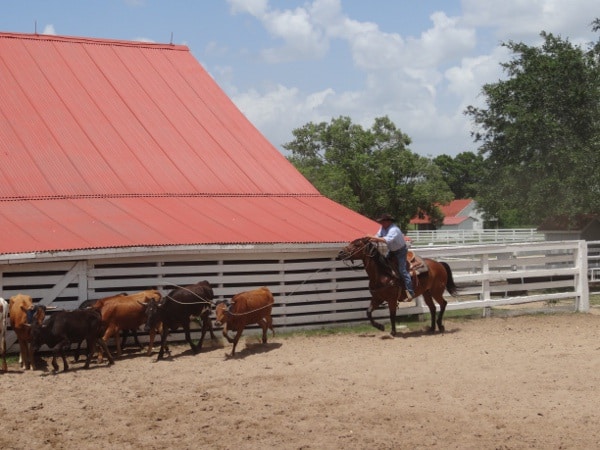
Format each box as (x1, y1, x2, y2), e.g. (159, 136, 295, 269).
(153, 248, 358, 318)
(218, 257, 344, 318)
(153, 281, 214, 307)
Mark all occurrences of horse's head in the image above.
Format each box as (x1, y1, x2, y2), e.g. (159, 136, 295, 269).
(336, 237, 377, 262)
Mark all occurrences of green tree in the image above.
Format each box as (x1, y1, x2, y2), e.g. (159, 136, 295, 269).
(465, 28, 600, 226)
(284, 116, 453, 228)
(433, 152, 485, 199)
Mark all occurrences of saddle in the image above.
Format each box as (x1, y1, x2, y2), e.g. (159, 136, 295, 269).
(385, 250, 428, 287)
(407, 251, 427, 277)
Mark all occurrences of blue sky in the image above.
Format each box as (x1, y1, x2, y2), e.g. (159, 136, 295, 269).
(2, 0, 598, 157)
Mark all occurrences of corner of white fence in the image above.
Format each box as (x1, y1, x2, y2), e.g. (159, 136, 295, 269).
(576, 240, 590, 312)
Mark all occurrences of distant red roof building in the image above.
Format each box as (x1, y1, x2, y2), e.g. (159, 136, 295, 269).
(410, 199, 483, 230)
(0, 32, 375, 257)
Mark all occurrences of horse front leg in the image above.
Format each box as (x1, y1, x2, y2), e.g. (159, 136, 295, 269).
(367, 301, 385, 332)
(388, 298, 398, 337)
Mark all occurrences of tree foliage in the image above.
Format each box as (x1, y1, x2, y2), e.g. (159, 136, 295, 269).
(465, 27, 600, 226)
(432, 152, 485, 200)
(284, 116, 453, 228)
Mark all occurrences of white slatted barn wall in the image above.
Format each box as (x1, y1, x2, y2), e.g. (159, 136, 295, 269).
(85, 250, 384, 339)
(1, 260, 86, 348)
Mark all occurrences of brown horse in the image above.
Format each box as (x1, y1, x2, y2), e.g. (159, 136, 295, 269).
(337, 236, 458, 336)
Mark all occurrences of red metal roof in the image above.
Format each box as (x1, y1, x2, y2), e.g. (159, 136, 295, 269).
(0, 32, 375, 255)
(410, 199, 473, 225)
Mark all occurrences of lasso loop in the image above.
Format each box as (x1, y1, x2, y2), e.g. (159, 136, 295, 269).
(153, 281, 214, 307)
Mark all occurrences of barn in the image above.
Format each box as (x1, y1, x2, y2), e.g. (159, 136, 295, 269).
(410, 199, 484, 231)
(0, 31, 377, 349)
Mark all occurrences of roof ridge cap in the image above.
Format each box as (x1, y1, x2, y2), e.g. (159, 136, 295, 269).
(0, 193, 324, 201)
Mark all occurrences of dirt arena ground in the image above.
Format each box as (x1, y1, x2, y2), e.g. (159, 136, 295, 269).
(1, 310, 600, 450)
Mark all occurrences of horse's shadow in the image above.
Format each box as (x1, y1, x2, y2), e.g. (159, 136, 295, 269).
(358, 327, 461, 339)
(395, 327, 461, 338)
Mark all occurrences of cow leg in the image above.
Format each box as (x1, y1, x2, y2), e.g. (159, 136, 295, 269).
(59, 345, 70, 372)
(50, 353, 60, 372)
(266, 315, 275, 337)
(207, 316, 216, 340)
(73, 342, 82, 362)
(221, 323, 235, 344)
(121, 329, 143, 351)
(95, 338, 114, 365)
(132, 329, 142, 349)
(47, 342, 65, 372)
(18, 340, 30, 370)
(98, 324, 117, 363)
(196, 315, 212, 352)
(83, 336, 95, 369)
(183, 323, 199, 354)
(259, 319, 268, 344)
(230, 328, 244, 357)
(115, 326, 123, 356)
(146, 328, 155, 355)
(156, 327, 169, 361)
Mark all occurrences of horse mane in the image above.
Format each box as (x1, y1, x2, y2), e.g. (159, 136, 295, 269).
(365, 240, 397, 278)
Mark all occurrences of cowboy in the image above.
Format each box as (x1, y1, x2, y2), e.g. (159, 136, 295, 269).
(370, 213, 415, 299)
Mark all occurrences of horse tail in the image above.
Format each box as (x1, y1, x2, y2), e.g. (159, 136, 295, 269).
(440, 261, 459, 297)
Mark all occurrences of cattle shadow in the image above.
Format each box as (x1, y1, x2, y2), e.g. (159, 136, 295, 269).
(222, 341, 282, 360)
(145, 340, 226, 362)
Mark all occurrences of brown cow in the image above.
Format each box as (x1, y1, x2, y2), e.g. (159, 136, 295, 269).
(0, 297, 8, 372)
(214, 286, 275, 356)
(95, 290, 162, 361)
(8, 294, 45, 370)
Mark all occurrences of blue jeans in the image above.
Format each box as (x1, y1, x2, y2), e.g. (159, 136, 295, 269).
(391, 246, 414, 296)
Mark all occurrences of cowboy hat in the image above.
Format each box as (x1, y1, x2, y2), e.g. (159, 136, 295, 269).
(375, 213, 395, 223)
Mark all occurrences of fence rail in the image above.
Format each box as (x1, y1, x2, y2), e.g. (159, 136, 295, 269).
(407, 229, 544, 246)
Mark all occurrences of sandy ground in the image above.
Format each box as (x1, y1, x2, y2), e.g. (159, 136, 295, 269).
(1, 311, 600, 450)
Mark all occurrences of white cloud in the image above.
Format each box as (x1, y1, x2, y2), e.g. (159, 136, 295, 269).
(223, 0, 598, 156)
(228, 0, 330, 62)
(42, 24, 56, 35)
(227, 0, 268, 16)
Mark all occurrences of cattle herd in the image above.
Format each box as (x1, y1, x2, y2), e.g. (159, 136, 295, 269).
(0, 281, 275, 372)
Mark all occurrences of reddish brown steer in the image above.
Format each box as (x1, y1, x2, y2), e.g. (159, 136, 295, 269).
(9, 294, 45, 370)
(94, 290, 162, 361)
(215, 286, 275, 356)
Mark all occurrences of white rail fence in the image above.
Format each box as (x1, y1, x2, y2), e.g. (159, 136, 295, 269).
(407, 228, 544, 246)
(0, 240, 589, 353)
